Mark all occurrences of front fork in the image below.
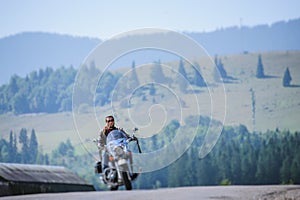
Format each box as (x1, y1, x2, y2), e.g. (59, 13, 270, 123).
(116, 151, 134, 179)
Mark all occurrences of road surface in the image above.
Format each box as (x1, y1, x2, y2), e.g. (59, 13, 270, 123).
(1, 185, 300, 200)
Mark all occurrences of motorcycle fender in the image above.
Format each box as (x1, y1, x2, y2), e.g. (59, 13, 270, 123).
(118, 159, 127, 166)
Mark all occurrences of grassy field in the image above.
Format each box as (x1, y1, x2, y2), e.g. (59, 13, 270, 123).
(220, 51, 300, 131)
(0, 50, 299, 153)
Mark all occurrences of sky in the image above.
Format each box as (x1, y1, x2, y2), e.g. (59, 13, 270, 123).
(0, 0, 300, 39)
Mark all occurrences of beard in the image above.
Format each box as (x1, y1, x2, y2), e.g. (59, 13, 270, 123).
(108, 123, 114, 129)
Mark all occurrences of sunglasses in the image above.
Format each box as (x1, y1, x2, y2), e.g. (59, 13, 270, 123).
(106, 119, 114, 123)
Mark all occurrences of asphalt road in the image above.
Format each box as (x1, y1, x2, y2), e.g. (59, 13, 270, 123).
(1, 185, 300, 200)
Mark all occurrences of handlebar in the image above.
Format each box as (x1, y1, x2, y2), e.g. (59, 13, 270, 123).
(92, 127, 141, 153)
(126, 136, 138, 143)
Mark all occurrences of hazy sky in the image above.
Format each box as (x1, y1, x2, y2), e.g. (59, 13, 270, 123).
(1, 0, 299, 39)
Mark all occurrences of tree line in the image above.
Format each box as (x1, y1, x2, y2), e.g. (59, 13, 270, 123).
(0, 66, 76, 114)
(0, 128, 101, 190)
(0, 60, 207, 114)
(0, 54, 296, 114)
(0, 128, 78, 168)
(134, 118, 300, 188)
(0, 129, 49, 164)
(1, 118, 299, 190)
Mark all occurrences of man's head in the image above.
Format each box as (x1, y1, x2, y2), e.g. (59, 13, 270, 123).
(105, 115, 115, 128)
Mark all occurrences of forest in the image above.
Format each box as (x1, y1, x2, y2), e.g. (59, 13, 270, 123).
(0, 59, 208, 114)
(1, 117, 299, 190)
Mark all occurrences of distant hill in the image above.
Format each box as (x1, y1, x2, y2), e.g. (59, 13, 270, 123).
(187, 18, 300, 55)
(0, 18, 299, 84)
(0, 32, 100, 84)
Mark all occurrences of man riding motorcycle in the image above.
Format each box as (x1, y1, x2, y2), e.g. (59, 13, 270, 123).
(97, 115, 127, 171)
(97, 115, 138, 171)
(95, 115, 140, 190)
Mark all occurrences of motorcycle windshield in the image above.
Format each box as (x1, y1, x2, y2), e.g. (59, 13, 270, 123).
(106, 130, 128, 144)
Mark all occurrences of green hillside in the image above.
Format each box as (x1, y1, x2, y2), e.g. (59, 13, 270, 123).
(216, 51, 300, 131)
(0, 50, 300, 153)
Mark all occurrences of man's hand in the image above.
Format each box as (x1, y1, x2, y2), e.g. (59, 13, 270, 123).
(132, 135, 138, 141)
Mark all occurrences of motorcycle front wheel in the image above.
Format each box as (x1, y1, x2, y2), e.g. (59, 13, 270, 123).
(121, 172, 132, 190)
(109, 185, 119, 191)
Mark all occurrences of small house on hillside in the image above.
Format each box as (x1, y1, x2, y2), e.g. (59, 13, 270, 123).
(0, 163, 95, 196)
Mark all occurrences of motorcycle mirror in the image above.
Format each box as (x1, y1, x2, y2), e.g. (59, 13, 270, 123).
(133, 127, 138, 132)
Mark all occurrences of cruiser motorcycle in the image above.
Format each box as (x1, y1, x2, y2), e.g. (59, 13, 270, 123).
(94, 128, 141, 190)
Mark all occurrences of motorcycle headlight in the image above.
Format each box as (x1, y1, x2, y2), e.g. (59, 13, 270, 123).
(114, 146, 124, 156)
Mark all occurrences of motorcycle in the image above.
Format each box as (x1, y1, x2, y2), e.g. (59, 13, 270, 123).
(94, 128, 142, 190)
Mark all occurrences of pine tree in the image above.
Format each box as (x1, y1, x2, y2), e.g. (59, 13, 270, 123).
(29, 129, 38, 163)
(7, 75, 19, 99)
(150, 60, 167, 84)
(256, 54, 265, 78)
(12, 92, 30, 114)
(0, 143, 9, 162)
(213, 65, 222, 82)
(129, 61, 140, 90)
(217, 58, 227, 78)
(213, 56, 228, 82)
(178, 59, 188, 80)
(280, 157, 292, 183)
(19, 128, 29, 163)
(282, 67, 292, 87)
(177, 59, 188, 93)
(44, 153, 50, 165)
(8, 131, 18, 162)
(191, 63, 206, 87)
(149, 83, 156, 96)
